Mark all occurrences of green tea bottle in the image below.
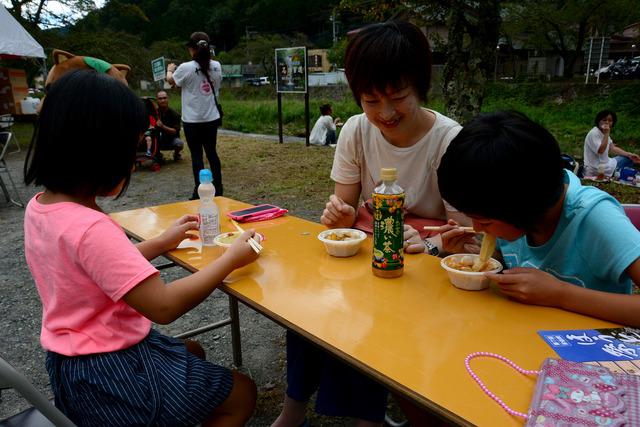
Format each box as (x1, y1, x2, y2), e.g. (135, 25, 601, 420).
(372, 167, 405, 278)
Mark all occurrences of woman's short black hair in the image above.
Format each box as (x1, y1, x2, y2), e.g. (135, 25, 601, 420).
(344, 20, 432, 107)
(437, 111, 565, 231)
(24, 69, 147, 198)
(594, 110, 617, 128)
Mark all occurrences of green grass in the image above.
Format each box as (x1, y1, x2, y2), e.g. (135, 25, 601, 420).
(140, 81, 640, 159)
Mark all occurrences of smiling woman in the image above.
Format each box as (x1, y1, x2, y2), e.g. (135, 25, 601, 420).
(273, 20, 476, 427)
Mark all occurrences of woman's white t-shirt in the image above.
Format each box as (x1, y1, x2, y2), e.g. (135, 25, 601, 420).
(583, 126, 616, 177)
(173, 60, 222, 123)
(331, 109, 461, 220)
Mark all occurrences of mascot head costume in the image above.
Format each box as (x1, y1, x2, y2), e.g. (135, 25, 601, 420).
(45, 49, 131, 89)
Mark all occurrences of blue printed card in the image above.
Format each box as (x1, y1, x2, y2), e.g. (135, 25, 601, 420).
(538, 328, 640, 362)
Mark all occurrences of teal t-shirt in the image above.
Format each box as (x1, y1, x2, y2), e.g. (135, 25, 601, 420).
(498, 170, 640, 294)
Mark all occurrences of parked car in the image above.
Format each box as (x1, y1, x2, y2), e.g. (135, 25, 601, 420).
(246, 77, 270, 86)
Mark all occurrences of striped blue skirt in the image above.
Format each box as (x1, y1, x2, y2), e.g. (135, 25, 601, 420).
(46, 329, 233, 427)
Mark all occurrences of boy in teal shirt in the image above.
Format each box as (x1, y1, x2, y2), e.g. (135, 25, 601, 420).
(436, 111, 640, 327)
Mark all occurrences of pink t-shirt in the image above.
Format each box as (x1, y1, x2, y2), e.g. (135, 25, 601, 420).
(24, 193, 158, 356)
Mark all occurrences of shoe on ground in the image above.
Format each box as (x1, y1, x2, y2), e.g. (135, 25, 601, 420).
(329, 144, 337, 148)
(174, 153, 182, 161)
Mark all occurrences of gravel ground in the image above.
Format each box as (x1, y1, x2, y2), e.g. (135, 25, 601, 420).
(0, 131, 365, 426)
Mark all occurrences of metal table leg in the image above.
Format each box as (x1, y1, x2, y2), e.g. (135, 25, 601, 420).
(229, 295, 243, 367)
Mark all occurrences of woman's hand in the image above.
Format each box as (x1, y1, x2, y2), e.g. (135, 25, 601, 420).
(403, 225, 425, 253)
(485, 267, 567, 308)
(222, 230, 260, 269)
(167, 63, 177, 73)
(320, 194, 356, 228)
(158, 214, 199, 251)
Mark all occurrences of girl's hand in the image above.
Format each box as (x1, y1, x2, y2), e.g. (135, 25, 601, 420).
(159, 214, 199, 251)
(223, 230, 260, 269)
(403, 225, 425, 253)
(167, 63, 177, 73)
(320, 194, 356, 228)
(439, 220, 479, 254)
(485, 267, 567, 307)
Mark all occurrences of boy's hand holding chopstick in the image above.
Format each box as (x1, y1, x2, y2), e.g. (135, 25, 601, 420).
(424, 220, 480, 255)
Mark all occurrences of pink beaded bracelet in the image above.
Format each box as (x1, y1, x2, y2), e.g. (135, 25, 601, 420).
(464, 352, 539, 420)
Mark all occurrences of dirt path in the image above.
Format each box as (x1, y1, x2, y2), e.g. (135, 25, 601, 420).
(0, 134, 359, 426)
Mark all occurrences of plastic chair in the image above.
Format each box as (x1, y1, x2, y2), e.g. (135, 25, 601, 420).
(0, 115, 20, 153)
(0, 354, 76, 427)
(0, 132, 24, 207)
(622, 204, 640, 231)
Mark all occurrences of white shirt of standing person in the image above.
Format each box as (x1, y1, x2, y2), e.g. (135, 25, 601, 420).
(309, 115, 337, 146)
(172, 60, 222, 123)
(583, 126, 616, 177)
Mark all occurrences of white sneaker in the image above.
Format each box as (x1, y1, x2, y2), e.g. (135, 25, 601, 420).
(329, 144, 337, 148)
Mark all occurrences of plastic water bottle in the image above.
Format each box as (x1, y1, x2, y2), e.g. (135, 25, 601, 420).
(372, 167, 405, 278)
(198, 169, 219, 246)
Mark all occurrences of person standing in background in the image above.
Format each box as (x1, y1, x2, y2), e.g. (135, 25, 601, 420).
(167, 32, 224, 199)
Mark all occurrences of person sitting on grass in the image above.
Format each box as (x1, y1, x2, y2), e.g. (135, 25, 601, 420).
(583, 110, 640, 178)
(436, 111, 640, 326)
(309, 103, 342, 146)
(23, 69, 260, 427)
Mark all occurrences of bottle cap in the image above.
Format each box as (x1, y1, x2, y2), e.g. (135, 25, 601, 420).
(380, 168, 397, 181)
(199, 169, 213, 183)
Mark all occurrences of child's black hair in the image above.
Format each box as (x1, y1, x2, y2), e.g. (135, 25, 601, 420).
(24, 69, 147, 198)
(187, 32, 213, 85)
(594, 110, 617, 128)
(437, 111, 565, 231)
(319, 103, 332, 115)
(344, 20, 432, 107)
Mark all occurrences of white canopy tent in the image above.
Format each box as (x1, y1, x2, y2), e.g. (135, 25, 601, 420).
(0, 6, 45, 59)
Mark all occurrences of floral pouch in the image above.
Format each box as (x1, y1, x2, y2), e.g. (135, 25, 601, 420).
(465, 352, 640, 426)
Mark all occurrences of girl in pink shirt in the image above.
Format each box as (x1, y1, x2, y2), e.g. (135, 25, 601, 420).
(23, 69, 258, 427)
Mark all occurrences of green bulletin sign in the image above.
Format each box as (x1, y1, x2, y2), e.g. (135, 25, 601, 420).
(275, 47, 307, 93)
(151, 57, 165, 82)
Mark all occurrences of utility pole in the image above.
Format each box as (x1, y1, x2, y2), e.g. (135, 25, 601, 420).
(330, 14, 337, 44)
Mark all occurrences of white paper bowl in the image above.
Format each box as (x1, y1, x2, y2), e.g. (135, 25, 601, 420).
(317, 228, 367, 257)
(214, 231, 263, 249)
(440, 254, 503, 291)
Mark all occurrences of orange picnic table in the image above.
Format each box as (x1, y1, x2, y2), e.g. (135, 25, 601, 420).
(110, 197, 616, 426)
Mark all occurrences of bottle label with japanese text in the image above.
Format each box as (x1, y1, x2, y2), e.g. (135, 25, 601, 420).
(372, 193, 405, 271)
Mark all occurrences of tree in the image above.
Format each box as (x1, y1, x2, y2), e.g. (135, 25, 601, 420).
(6, 0, 97, 29)
(439, 0, 501, 123)
(502, 0, 640, 78)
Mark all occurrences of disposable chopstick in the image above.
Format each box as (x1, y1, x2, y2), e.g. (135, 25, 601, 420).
(231, 220, 263, 253)
(423, 226, 477, 233)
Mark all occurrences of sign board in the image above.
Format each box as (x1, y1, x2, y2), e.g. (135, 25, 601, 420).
(275, 47, 307, 93)
(151, 57, 165, 82)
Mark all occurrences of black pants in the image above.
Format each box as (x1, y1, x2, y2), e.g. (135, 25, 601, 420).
(183, 121, 223, 197)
